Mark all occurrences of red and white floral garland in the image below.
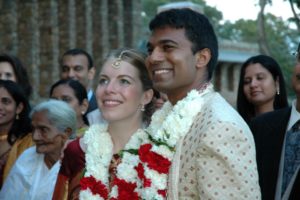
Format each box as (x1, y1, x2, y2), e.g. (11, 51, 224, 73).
(137, 83, 213, 199)
(79, 83, 213, 200)
(79, 123, 150, 200)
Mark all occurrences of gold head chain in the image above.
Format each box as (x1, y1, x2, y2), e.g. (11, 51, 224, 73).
(111, 50, 130, 69)
(111, 49, 145, 69)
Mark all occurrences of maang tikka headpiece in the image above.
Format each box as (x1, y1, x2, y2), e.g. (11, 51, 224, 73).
(111, 49, 145, 69)
(112, 50, 130, 69)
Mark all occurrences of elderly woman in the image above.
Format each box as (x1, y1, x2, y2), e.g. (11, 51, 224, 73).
(0, 99, 76, 200)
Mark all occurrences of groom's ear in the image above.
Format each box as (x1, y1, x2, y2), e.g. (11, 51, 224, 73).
(195, 48, 211, 69)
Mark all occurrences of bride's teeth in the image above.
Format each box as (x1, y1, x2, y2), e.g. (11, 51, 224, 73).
(104, 100, 119, 105)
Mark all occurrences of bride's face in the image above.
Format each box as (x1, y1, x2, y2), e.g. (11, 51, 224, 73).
(96, 58, 146, 123)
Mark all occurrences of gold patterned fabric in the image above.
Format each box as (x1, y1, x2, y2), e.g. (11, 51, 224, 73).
(167, 92, 261, 199)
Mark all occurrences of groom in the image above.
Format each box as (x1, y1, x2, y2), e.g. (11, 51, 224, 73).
(144, 8, 261, 199)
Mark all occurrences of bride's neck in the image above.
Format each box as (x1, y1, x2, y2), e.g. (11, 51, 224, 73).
(108, 120, 142, 154)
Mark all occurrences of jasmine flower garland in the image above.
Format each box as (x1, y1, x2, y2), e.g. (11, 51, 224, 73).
(79, 123, 150, 200)
(138, 83, 213, 200)
(79, 83, 213, 200)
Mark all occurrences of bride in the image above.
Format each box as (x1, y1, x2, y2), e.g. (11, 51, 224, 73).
(52, 48, 154, 200)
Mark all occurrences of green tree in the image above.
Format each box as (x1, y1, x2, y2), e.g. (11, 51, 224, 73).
(218, 19, 257, 42)
(219, 13, 298, 97)
(287, 0, 300, 32)
(141, 0, 222, 29)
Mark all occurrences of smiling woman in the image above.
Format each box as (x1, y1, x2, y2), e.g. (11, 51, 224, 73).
(0, 100, 76, 200)
(52, 48, 155, 200)
(237, 55, 288, 123)
(0, 80, 32, 188)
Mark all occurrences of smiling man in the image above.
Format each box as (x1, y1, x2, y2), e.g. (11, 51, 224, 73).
(145, 8, 261, 199)
(0, 100, 76, 200)
(60, 48, 97, 115)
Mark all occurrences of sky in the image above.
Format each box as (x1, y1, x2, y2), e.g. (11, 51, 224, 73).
(205, 0, 295, 22)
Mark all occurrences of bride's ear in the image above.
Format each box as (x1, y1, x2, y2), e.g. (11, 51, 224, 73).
(142, 89, 154, 105)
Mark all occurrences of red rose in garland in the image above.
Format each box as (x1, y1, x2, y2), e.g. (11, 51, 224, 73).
(139, 143, 171, 174)
(112, 178, 139, 200)
(80, 176, 109, 198)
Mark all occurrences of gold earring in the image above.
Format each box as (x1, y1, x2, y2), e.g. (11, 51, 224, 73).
(141, 104, 145, 112)
(276, 87, 280, 95)
(16, 114, 19, 120)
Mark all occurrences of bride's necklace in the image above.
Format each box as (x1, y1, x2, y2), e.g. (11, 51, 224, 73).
(79, 123, 149, 200)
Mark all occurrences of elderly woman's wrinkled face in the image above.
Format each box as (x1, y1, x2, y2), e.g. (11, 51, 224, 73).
(32, 110, 67, 155)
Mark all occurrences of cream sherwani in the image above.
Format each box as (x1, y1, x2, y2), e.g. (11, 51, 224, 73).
(167, 90, 261, 199)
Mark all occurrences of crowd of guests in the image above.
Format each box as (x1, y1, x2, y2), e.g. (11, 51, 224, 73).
(0, 7, 299, 200)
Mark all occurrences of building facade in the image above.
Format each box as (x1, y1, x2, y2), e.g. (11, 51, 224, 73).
(0, 0, 259, 106)
(0, 0, 143, 102)
(215, 39, 259, 106)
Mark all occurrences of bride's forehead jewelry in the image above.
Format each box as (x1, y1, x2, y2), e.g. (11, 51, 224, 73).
(111, 49, 144, 69)
(112, 56, 122, 69)
(112, 50, 130, 69)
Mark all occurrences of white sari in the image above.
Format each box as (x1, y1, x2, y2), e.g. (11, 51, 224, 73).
(0, 146, 60, 200)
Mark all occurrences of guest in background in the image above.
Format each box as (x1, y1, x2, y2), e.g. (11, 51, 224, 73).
(0, 80, 32, 187)
(153, 90, 168, 110)
(237, 55, 288, 123)
(250, 43, 300, 199)
(50, 79, 89, 137)
(60, 48, 97, 115)
(0, 53, 32, 98)
(0, 100, 76, 200)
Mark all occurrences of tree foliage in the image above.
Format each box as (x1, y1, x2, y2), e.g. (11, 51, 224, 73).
(141, 0, 222, 29)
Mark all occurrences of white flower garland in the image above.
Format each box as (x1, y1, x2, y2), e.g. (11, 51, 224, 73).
(79, 123, 149, 200)
(139, 83, 214, 199)
(79, 83, 214, 200)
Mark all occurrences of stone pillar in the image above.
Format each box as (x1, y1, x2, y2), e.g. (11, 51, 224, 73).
(0, 0, 143, 101)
